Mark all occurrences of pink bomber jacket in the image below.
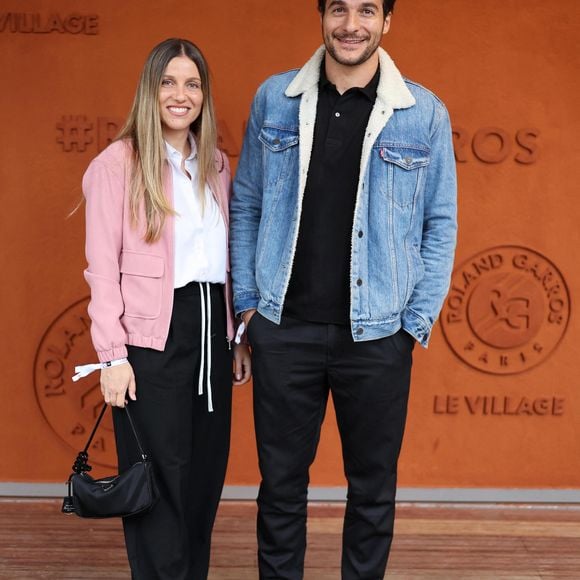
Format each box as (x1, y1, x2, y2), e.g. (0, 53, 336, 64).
(82, 139, 235, 362)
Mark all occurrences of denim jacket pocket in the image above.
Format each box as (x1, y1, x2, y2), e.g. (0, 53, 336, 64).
(259, 126, 299, 152)
(378, 145, 430, 210)
(259, 126, 299, 189)
(119, 251, 164, 319)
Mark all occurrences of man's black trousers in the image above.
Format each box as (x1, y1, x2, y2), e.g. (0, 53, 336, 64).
(248, 313, 414, 580)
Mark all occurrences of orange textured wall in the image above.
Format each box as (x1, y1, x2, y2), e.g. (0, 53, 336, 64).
(1, 0, 579, 488)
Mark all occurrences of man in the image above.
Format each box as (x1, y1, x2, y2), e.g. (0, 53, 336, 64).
(230, 0, 457, 578)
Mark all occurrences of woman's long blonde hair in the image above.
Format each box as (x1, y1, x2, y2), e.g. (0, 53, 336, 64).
(117, 38, 219, 243)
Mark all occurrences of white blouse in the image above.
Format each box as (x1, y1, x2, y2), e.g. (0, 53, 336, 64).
(166, 137, 227, 288)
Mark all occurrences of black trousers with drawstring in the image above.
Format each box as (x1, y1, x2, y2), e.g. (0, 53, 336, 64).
(112, 282, 232, 580)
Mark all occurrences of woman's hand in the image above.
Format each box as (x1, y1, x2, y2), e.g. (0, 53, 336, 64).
(100, 362, 136, 407)
(233, 343, 252, 385)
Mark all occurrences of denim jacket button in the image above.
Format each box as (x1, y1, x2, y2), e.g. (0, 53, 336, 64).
(356, 327, 364, 335)
(356, 278, 363, 286)
(273, 138, 281, 145)
(358, 230, 364, 238)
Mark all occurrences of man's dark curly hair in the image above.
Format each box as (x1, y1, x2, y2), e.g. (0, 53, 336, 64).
(317, 0, 396, 15)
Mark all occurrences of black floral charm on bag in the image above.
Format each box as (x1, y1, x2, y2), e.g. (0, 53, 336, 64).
(62, 403, 158, 518)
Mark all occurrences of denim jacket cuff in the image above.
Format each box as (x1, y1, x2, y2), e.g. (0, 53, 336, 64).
(233, 292, 261, 318)
(401, 308, 432, 348)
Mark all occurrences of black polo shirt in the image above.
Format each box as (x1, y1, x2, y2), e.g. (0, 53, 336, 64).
(283, 65, 380, 324)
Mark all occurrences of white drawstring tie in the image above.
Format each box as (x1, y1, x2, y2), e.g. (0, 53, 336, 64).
(72, 283, 215, 413)
(197, 282, 214, 412)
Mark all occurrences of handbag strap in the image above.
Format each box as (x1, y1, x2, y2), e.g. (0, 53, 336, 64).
(81, 402, 108, 455)
(72, 403, 148, 474)
(123, 404, 148, 460)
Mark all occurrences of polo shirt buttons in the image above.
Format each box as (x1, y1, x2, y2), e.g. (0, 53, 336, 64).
(335, 112, 341, 117)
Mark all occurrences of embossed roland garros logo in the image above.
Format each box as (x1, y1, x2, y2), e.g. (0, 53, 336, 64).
(34, 298, 116, 468)
(441, 246, 570, 375)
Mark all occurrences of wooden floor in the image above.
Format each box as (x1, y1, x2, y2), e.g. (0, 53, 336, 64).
(0, 500, 579, 579)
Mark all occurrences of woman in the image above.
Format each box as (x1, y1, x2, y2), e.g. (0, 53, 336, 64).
(80, 38, 251, 579)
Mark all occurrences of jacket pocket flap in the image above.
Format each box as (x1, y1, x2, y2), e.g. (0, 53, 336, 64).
(259, 126, 299, 152)
(379, 146, 430, 170)
(120, 252, 164, 278)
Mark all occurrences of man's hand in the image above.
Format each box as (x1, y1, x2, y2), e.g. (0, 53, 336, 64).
(233, 344, 252, 385)
(100, 362, 136, 407)
(242, 308, 257, 328)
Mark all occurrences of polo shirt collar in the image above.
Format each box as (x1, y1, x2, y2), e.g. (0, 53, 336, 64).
(319, 63, 380, 101)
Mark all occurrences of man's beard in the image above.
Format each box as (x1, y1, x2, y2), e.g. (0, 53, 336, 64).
(324, 34, 380, 67)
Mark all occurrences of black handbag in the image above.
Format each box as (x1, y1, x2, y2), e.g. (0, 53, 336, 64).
(62, 403, 158, 518)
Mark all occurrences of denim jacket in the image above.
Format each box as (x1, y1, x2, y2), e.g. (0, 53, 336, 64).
(230, 46, 457, 347)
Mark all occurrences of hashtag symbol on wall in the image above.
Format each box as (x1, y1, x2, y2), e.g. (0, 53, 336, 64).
(56, 115, 94, 152)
